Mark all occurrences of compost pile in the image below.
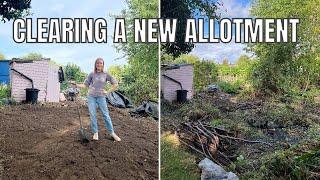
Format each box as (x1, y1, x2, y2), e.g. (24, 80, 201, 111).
(0, 102, 158, 179)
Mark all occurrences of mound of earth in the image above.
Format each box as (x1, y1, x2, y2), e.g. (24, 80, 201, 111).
(0, 102, 158, 179)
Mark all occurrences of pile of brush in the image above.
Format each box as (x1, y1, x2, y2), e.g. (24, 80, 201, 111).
(174, 120, 272, 166)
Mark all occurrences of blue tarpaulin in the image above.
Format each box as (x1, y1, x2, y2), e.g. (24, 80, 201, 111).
(0, 60, 10, 84)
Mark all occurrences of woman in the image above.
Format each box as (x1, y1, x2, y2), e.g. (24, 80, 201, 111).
(73, 58, 121, 141)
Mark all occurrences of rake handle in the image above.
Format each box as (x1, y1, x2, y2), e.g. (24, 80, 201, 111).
(77, 105, 84, 129)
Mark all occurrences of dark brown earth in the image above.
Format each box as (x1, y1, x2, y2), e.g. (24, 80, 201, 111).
(0, 102, 158, 180)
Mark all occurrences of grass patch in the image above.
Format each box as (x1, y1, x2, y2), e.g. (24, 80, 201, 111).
(161, 133, 200, 180)
(210, 118, 224, 126)
(217, 81, 241, 94)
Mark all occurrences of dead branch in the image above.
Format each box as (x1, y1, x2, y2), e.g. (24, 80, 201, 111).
(198, 120, 273, 147)
(178, 138, 207, 157)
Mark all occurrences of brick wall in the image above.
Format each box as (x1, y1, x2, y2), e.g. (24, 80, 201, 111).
(161, 65, 194, 102)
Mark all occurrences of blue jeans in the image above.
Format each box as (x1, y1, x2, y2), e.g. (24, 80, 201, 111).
(87, 96, 114, 134)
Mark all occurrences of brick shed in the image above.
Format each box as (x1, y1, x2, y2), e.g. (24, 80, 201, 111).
(161, 64, 194, 102)
(10, 59, 61, 102)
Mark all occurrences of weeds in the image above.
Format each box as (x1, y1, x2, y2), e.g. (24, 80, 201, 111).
(255, 142, 319, 179)
(0, 84, 10, 99)
(217, 81, 241, 94)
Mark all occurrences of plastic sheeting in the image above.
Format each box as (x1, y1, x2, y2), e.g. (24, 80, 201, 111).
(63, 87, 80, 101)
(198, 158, 239, 180)
(130, 101, 158, 120)
(106, 91, 158, 120)
(106, 91, 134, 108)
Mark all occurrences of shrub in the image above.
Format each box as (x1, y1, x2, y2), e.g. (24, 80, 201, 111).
(0, 84, 10, 99)
(193, 61, 218, 92)
(171, 55, 219, 93)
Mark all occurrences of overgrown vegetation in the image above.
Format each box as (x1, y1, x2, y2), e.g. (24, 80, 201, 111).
(114, 0, 159, 104)
(161, 92, 320, 179)
(61, 63, 88, 96)
(0, 84, 11, 105)
(162, 53, 254, 94)
(0, 84, 10, 99)
(249, 0, 320, 96)
(161, 1, 320, 98)
(64, 63, 87, 83)
(216, 81, 241, 94)
(234, 140, 320, 179)
(161, 1, 320, 179)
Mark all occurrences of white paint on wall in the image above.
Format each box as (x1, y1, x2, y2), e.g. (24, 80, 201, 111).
(161, 64, 194, 102)
(46, 64, 60, 102)
(10, 59, 60, 102)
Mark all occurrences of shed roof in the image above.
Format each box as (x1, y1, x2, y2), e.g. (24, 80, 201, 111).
(161, 63, 193, 70)
(9, 58, 51, 64)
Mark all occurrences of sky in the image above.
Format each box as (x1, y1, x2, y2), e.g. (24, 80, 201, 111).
(0, 0, 253, 71)
(190, 0, 253, 64)
(0, 0, 127, 73)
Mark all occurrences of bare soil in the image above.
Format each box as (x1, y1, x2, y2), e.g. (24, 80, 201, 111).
(0, 102, 158, 180)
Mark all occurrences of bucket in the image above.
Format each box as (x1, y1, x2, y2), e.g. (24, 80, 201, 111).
(25, 88, 40, 104)
(176, 89, 188, 103)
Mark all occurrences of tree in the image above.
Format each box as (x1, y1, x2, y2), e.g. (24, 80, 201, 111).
(235, 55, 251, 67)
(161, 0, 193, 58)
(193, 60, 218, 92)
(174, 54, 201, 64)
(107, 65, 124, 83)
(235, 55, 253, 74)
(65, 63, 86, 83)
(250, 0, 320, 94)
(170, 54, 218, 92)
(20, 53, 43, 60)
(161, 0, 220, 58)
(161, 53, 175, 64)
(0, 0, 31, 22)
(115, 0, 159, 103)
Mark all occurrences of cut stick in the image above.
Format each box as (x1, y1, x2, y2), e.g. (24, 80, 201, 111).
(179, 138, 207, 157)
(196, 133, 210, 159)
(198, 120, 273, 147)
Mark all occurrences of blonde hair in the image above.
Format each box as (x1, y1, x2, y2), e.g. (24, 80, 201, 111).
(94, 57, 104, 73)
